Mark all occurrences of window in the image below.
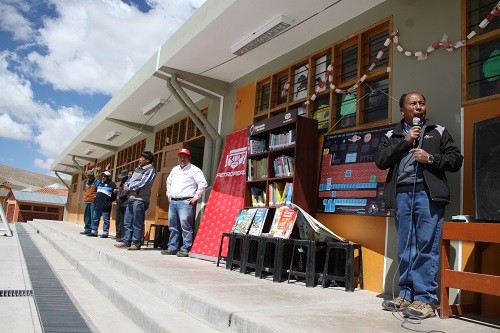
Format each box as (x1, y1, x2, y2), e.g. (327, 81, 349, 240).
(34, 206, 45, 212)
(256, 79, 271, 112)
(19, 204, 31, 210)
(363, 78, 389, 123)
(465, 0, 500, 101)
(334, 93, 357, 130)
(339, 44, 358, 82)
(116, 139, 146, 172)
(253, 18, 391, 130)
(153, 109, 207, 171)
(47, 207, 59, 213)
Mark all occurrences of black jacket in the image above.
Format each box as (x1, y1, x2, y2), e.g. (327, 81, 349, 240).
(375, 119, 463, 209)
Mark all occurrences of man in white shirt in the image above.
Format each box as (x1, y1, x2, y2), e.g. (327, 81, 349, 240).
(162, 148, 207, 257)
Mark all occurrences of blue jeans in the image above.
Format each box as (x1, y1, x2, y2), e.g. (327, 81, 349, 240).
(91, 206, 110, 235)
(167, 200, 195, 252)
(123, 200, 149, 247)
(83, 202, 94, 233)
(395, 190, 445, 304)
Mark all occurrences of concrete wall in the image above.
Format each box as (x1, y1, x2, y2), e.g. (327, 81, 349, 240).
(220, 0, 463, 293)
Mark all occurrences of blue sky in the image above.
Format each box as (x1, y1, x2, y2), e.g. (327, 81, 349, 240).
(0, 0, 206, 177)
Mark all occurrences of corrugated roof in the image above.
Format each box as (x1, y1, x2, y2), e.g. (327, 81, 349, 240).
(12, 190, 67, 206)
(0, 164, 69, 190)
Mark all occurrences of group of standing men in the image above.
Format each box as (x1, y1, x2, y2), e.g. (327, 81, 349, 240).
(79, 91, 463, 320)
(81, 148, 207, 257)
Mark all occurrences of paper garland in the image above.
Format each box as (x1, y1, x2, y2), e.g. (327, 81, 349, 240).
(296, 1, 500, 105)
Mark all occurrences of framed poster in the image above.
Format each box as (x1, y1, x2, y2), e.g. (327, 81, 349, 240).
(316, 124, 394, 216)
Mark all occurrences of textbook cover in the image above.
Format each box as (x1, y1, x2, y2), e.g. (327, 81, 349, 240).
(232, 208, 258, 234)
(248, 208, 269, 236)
(269, 206, 298, 239)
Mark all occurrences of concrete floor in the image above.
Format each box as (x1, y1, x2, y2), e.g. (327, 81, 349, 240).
(0, 220, 498, 333)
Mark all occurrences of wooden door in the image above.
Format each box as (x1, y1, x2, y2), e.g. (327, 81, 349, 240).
(154, 143, 184, 225)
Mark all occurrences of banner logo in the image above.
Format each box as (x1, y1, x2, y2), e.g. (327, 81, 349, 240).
(225, 147, 247, 169)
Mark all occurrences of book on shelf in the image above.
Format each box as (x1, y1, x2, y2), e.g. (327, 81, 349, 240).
(250, 187, 266, 207)
(248, 137, 267, 154)
(270, 206, 298, 239)
(247, 157, 267, 181)
(248, 208, 269, 236)
(232, 208, 258, 234)
(268, 182, 285, 206)
(292, 204, 346, 242)
(283, 182, 293, 206)
(269, 129, 296, 150)
(273, 156, 294, 177)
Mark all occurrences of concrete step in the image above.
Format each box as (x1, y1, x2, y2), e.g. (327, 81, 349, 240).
(27, 220, 498, 333)
(26, 221, 220, 333)
(23, 223, 142, 333)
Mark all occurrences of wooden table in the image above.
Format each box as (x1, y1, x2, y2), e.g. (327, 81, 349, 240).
(440, 222, 500, 318)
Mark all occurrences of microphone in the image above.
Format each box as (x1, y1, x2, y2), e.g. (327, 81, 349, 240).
(412, 117, 421, 127)
(412, 117, 421, 147)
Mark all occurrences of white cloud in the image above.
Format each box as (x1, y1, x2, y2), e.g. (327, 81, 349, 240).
(0, 0, 206, 172)
(0, 51, 54, 121)
(0, 0, 34, 42)
(0, 114, 33, 140)
(35, 105, 91, 159)
(28, 0, 206, 95)
(34, 157, 53, 170)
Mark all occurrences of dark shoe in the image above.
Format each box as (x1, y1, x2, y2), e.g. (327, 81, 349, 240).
(114, 242, 130, 248)
(86, 233, 97, 237)
(99, 235, 108, 238)
(115, 238, 123, 242)
(128, 244, 141, 251)
(402, 300, 436, 319)
(382, 297, 412, 311)
(176, 251, 189, 257)
(80, 231, 90, 235)
(161, 249, 177, 255)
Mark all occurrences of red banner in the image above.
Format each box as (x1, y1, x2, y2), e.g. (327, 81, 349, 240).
(190, 129, 248, 258)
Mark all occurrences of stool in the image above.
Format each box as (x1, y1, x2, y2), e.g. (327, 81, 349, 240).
(322, 241, 363, 292)
(287, 240, 327, 287)
(226, 234, 249, 271)
(258, 237, 294, 282)
(217, 232, 234, 267)
(145, 224, 169, 248)
(240, 235, 264, 274)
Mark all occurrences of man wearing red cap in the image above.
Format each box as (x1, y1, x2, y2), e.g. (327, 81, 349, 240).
(162, 148, 207, 257)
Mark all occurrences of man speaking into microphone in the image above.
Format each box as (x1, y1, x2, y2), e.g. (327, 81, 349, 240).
(375, 92, 463, 319)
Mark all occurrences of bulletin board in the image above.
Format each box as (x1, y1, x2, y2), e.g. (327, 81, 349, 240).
(317, 124, 394, 216)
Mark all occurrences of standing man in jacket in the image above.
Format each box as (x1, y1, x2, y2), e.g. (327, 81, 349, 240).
(375, 92, 463, 319)
(161, 148, 207, 257)
(80, 170, 100, 235)
(115, 151, 157, 251)
(88, 171, 116, 238)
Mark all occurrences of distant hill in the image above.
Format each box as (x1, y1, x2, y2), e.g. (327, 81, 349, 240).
(0, 164, 69, 190)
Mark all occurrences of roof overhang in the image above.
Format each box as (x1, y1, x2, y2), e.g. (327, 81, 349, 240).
(51, 0, 386, 174)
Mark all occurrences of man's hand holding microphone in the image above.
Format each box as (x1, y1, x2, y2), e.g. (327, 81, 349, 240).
(408, 117, 433, 164)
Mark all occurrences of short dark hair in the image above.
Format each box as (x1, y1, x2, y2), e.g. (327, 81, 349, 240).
(399, 92, 426, 108)
(141, 151, 154, 163)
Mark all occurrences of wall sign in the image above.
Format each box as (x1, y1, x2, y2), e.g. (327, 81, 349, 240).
(317, 124, 394, 216)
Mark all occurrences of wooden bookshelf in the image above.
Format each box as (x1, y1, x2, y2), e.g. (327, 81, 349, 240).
(245, 109, 318, 215)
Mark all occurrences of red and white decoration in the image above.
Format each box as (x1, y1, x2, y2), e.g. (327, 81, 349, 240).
(302, 1, 500, 105)
(190, 129, 248, 259)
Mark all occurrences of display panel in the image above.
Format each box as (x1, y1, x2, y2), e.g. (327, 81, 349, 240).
(317, 124, 394, 216)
